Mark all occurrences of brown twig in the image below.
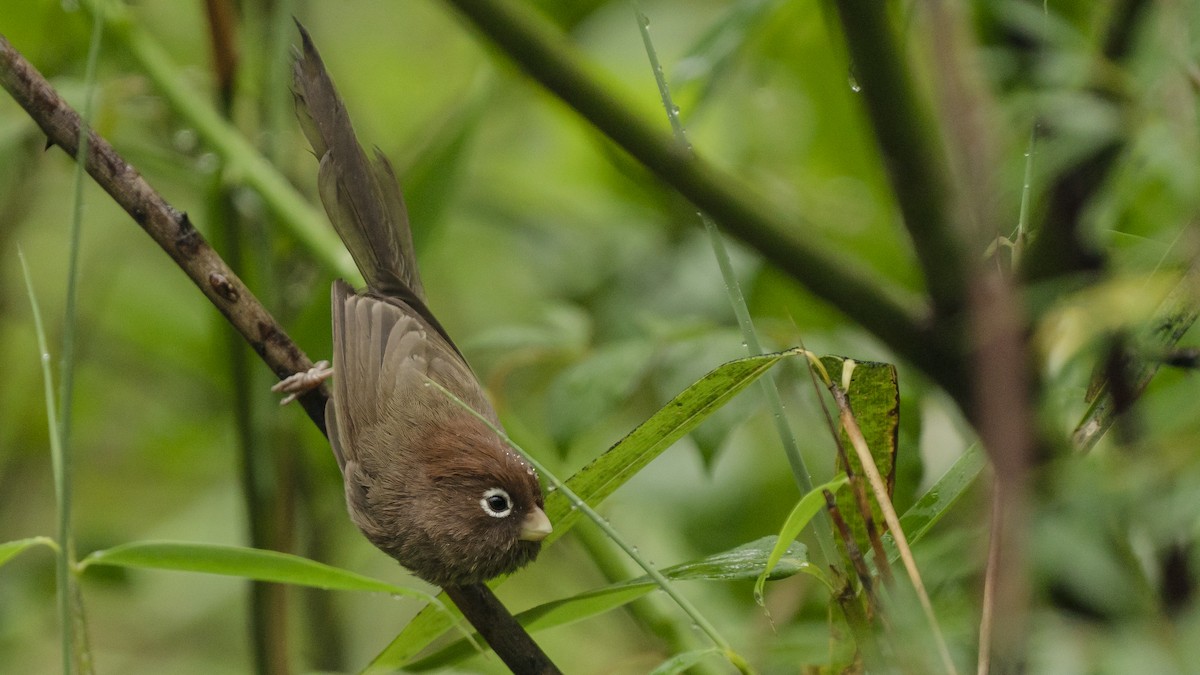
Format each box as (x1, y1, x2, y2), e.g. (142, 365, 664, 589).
(444, 585, 560, 674)
(0, 31, 559, 675)
(824, 489, 877, 613)
(851, 476, 893, 587)
(967, 272, 1032, 675)
(977, 475, 1002, 675)
(829, 384, 958, 675)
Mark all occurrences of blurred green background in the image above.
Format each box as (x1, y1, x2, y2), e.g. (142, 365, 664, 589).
(3, 0, 1200, 673)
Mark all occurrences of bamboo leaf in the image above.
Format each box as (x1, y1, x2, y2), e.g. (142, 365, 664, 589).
(545, 349, 796, 538)
(80, 541, 430, 599)
(0, 537, 56, 569)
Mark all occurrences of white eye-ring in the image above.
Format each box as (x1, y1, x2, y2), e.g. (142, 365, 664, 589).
(480, 488, 513, 518)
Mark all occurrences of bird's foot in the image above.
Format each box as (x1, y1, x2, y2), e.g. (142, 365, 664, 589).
(272, 360, 333, 405)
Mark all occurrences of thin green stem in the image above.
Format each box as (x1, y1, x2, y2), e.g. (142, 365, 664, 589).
(19, 248, 71, 675)
(424, 379, 754, 674)
(1012, 127, 1036, 269)
(633, 2, 840, 535)
(50, 7, 106, 673)
(573, 520, 722, 675)
(1012, 0, 1048, 270)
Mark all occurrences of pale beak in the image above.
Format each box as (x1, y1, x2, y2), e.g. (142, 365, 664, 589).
(518, 506, 553, 542)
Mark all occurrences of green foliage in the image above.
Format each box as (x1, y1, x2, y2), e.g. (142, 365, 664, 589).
(78, 541, 433, 598)
(2, 0, 1199, 673)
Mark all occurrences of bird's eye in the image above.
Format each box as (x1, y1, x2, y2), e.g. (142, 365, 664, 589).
(480, 488, 513, 518)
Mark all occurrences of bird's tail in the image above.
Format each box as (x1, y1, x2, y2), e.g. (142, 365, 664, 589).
(292, 21, 424, 303)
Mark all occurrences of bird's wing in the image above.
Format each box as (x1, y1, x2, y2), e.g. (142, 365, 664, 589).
(328, 281, 500, 470)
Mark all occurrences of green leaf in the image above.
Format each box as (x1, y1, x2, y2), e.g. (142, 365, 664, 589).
(365, 350, 798, 672)
(648, 648, 724, 675)
(79, 541, 428, 599)
(545, 349, 796, 539)
(651, 330, 757, 469)
(407, 537, 808, 671)
(821, 356, 899, 559)
(886, 444, 986, 563)
(0, 537, 56, 569)
(754, 473, 848, 604)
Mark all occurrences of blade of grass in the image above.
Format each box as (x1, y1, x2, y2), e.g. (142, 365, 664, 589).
(19, 247, 80, 674)
(886, 443, 986, 562)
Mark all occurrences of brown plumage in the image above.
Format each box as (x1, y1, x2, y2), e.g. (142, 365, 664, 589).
(291, 22, 550, 587)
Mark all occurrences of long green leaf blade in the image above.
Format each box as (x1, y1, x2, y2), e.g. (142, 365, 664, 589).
(0, 537, 56, 569)
(80, 541, 428, 598)
(545, 349, 795, 538)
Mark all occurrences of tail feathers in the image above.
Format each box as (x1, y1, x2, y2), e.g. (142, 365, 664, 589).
(293, 21, 424, 302)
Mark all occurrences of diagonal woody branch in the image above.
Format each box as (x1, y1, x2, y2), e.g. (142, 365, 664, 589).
(438, 0, 969, 404)
(830, 1, 968, 321)
(0, 32, 329, 433)
(0, 31, 559, 675)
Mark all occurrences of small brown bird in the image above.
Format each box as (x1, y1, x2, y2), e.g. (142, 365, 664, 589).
(281, 23, 551, 587)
